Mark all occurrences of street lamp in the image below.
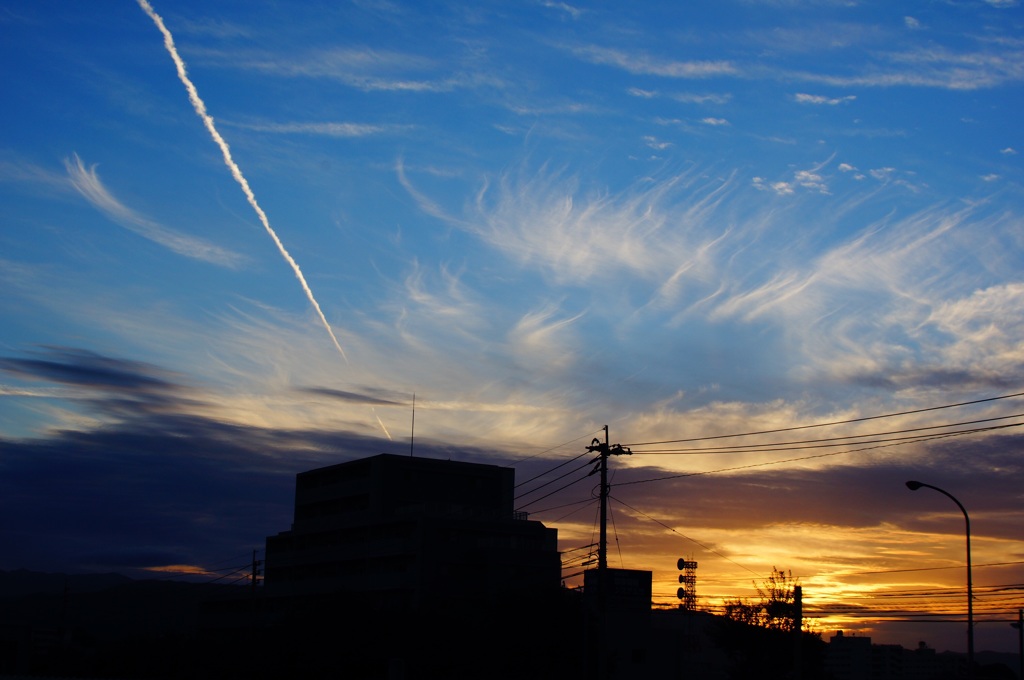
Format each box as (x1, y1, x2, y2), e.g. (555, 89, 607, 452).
(906, 480, 974, 675)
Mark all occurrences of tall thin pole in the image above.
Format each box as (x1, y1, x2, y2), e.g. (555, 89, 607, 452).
(793, 585, 803, 680)
(1015, 608, 1022, 680)
(251, 549, 260, 593)
(409, 392, 415, 457)
(906, 481, 973, 677)
(598, 424, 609, 573)
(583, 429, 631, 680)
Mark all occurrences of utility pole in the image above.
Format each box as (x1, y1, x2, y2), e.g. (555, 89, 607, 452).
(587, 426, 632, 576)
(250, 549, 262, 593)
(585, 426, 631, 680)
(793, 585, 803, 680)
(1012, 608, 1022, 680)
(598, 425, 610, 573)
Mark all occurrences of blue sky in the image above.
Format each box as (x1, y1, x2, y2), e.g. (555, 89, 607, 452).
(2, 0, 1023, 653)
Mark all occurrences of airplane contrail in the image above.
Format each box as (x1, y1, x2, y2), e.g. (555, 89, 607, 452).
(372, 408, 394, 441)
(136, 0, 348, 363)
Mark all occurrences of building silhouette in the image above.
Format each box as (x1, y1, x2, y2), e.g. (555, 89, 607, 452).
(263, 453, 561, 609)
(825, 631, 960, 680)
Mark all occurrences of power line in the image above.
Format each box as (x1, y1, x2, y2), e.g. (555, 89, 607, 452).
(624, 390, 1024, 447)
(548, 497, 600, 523)
(514, 458, 594, 501)
(514, 449, 591, 489)
(845, 560, 1024, 577)
(629, 413, 1024, 454)
(616, 424, 1015, 487)
(624, 421, 1024, 458)
(514, 462, 596, 511)
(509, 427, 606, 466)
(609, 494, 763, 578)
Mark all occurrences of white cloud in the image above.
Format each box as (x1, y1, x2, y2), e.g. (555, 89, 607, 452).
(628, 87, 658, 98)
(217, 46, 461, 92)
(63, 155, 244, 268)
(508, 303, 585, 373)
(701, 117, 730, 126)
(794, 93, 856, 105)
(398, 163, 741, 298)
(795, 169, 830, 194)
(927, 283, 1024, 373)
(753, 177, 794, 195)
(791, 45, 1024, 91)
(540, 1, 583, 19)
(569, 44, 737, 78)
(1001, 147, 1017, 155)
(838, 163, 857, 172)
(234, 121, 412, 137)
(981, 174, 1000, 182)
(710, 199, 1024, 389)
(671, 92, 732, 105)
(904, 16, 921, 30)
(643, 136, 672, 150)
(753, 158, 833, 195)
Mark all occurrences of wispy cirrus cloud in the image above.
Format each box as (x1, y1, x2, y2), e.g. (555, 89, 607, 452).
(508, 303, 585, 373)
(753, 157, 834, 195)
(790, 45, 1024, 90)
(400, 150, 1024, 404)
(208, 46, 462, 92)
(63, 155, 244, 268)
(232, 120, 415, 138)
(540, 0, 583, 20)
(457, 164, 736, 286)
(794, 92, 856, 105)
(568, 44, 737, 78)
(712, 199, 1024, 390)
(672, 92, 732, 105)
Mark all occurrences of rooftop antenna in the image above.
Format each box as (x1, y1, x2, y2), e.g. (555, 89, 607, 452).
(409, 392, 416, 457)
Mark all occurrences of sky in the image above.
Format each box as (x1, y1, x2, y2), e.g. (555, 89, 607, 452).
(1, 0, 1023, 655)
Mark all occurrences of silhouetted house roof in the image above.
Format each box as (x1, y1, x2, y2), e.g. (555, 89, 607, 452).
(263, 453, 560, 609)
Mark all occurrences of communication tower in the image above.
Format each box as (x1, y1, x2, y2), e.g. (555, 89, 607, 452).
(676, 557, 697, 610)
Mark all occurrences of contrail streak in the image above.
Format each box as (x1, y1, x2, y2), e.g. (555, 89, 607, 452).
(373, 408, 393, 441)
(137, 0, 347, 363)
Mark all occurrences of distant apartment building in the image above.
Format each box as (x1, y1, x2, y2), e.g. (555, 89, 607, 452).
(263, 453, 561, 609)
(825, 631, 951, 680)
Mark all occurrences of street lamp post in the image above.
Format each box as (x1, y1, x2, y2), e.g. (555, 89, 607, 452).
(906, 480, 974, 676)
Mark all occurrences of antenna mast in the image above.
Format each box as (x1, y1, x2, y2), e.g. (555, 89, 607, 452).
(409, 392, 416, 457)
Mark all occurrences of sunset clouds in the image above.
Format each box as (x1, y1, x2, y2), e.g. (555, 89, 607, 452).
(1, 0, 1021, 654)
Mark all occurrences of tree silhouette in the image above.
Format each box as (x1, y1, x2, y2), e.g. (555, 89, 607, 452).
(723, 567, 801, 631)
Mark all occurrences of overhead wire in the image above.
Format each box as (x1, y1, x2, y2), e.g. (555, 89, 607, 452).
(514, 458, 594, 501)
(609, 494, 762, 578)
(514, 449, 591, 488)
(546, 392, 1024, 615)
(514, 460, 596, 511)
(548, 497, 600, 523)
(509, 427, 606, 466)
(629, 413, 1024, 455)
(624, 390, 1024, 447)
(629, 422, 1024, 456)
(616, 423, 1021, 487)
(598, 391, 1024, 614)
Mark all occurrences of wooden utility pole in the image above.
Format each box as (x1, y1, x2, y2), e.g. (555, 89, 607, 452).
(587, 426, 632, 577)
(585, 426, 631, 680)
(1013, 608, 1023, 680)
(793, 585, 803, 680)
(250, 549, 261, 593)
(598, 425, 610, 573)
